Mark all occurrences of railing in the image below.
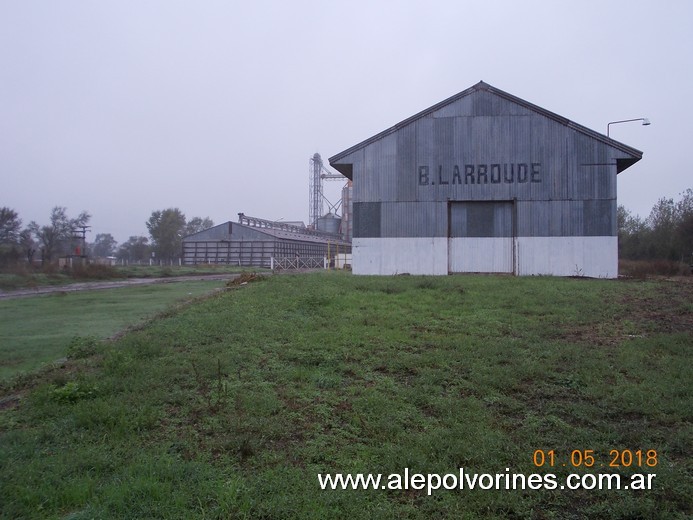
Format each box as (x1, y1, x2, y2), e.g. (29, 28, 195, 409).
(271, 256, 326, 270)
(238, 212, 344, 241)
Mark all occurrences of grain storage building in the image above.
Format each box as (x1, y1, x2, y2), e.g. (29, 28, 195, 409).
(328, 81, 642, 277)
(182, 214, 350, 268)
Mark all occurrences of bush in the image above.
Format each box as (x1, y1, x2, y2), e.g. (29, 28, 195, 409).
(619, 259, 690, 278)
(51, 380, 100, 403)
(66, 336, 101, 359)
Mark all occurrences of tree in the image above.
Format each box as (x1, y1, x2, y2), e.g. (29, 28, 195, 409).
(28, 206, 91, 263)
(618, 205, 647, 260)
(146, 208, 187, 261)
(619, 189, 693, 262)
(674, 188, 693, 261)
(646, 197, 677, 260)
(19, 229, 36, 264)
(184, 216, 214, 237)
(91, 233, 118, 258)
(0, 207, 22, 244)
(117, 236, 150, 263)
(146, 209, 215, 262)
(0, 207, 23, 266)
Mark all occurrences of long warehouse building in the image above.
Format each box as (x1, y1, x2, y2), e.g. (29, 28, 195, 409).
(328, 81, 643, 277)
(182, 214, 351, 268)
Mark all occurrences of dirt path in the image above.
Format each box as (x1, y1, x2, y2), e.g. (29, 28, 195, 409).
(0, 274, 242, 300)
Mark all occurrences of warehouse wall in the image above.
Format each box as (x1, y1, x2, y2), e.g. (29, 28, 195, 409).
(182, 221, 350, 267)
(331, 83, 640, 277)
(352, 237, 617, 277)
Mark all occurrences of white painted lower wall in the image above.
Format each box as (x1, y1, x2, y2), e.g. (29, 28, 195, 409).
(516, 236, 617, 278)
(448, 237, 513, 273)
(352, 237, 448, 275)
(353, 236, 618, 278)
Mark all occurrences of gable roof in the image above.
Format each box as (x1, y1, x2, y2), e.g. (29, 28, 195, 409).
(182, 221, 350, 246)
(329, 81, 643, 178)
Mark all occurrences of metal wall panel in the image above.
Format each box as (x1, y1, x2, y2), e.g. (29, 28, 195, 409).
(352, 237, 448, 275)
(450, 201, 513, 238)
(516, 236, 618, 278)
(182, 238, 351, 267)
(396, 124, 417, 201)
(448, 238, 513, 273)
(352, 202, 381, 238)
(514, 199, 615, 237)
(583, 199, 615, 236)
(380, 201, 446, 238)
(334, 87, 635, 242)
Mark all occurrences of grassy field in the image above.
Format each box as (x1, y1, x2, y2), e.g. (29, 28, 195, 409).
(0, 273, 691, 519)
(0, 280, 228, 379)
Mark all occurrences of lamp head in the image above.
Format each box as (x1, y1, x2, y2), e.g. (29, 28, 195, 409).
(642, 118, 651, 126)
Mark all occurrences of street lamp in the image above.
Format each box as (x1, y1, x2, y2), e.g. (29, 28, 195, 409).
(607, 118, 651, 137)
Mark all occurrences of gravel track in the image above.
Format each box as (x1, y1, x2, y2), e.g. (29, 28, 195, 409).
(0, 274, 241, 300)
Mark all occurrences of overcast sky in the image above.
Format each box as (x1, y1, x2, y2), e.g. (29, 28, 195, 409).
(1, 0, 691, 243)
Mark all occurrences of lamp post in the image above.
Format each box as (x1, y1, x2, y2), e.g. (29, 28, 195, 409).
(607, 118, 651, 137)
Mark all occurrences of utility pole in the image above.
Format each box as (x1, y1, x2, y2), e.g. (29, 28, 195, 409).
(72, 225, 91, 257)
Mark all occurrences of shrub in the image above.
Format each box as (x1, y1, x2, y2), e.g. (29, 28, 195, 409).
(66, 336, 101, 359)
(51, 380, 100, 403)
(619, 259, 690, 278)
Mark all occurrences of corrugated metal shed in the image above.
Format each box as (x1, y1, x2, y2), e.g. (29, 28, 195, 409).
(328, 81, 642, 277)
(182, 221, 351, 268)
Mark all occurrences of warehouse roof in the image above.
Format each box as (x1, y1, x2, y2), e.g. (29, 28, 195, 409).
(329, 81, 642, 178)
(183, 221, 350, 246)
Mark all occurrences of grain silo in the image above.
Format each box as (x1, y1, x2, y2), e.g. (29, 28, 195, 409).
(328, 81, 642, 277)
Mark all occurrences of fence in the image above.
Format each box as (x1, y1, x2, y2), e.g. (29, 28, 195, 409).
(270, 254, 352, 270)
(271, 256, 326, 270)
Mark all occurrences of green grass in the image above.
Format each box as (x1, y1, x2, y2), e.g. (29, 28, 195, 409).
(0, 280, 227, 379)
(0, 273, 691, 519)
(0, 271, 76, 290)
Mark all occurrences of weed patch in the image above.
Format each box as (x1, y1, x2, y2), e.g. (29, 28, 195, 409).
(50, 380, 100, 403)
(66, 336, 102, 359)
(226, 271, 265, 286)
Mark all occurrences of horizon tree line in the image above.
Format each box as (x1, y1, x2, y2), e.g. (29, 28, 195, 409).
(0, 206, 214, 266)
(1, 191, 691, 268)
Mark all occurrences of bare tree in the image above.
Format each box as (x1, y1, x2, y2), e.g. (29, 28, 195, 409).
(29, 206, 91, 263)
